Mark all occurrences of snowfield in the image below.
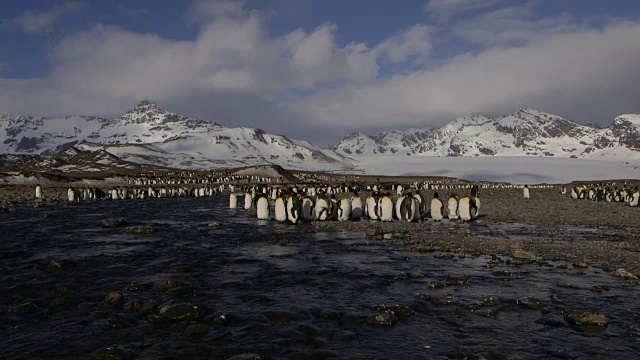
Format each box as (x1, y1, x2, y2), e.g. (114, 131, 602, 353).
(347, 155, 640, 184)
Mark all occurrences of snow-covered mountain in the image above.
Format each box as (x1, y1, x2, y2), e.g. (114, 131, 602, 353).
(334, 109, 640, 160)
(0, 101, 353, 171)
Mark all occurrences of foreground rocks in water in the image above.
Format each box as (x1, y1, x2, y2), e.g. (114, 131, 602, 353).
(153, 279, 180, 292)
(564, 312, 608, 333)
(365, 227, 384, 238)
(104, 291, 125, 307)
(208, 221, 221, 227)
(615, 268, 638, 280)
(516, 296, 541, 310)
(447, 273, 468, 285)
(368, 310, 398, 326)
(158, 302, 204, 321)
(426, 280, 446, 289)
(124, 226, 154, 234)
(512, 250, 537, 261)
(373, 304, 414, 317)
(101, 218, 128, 228)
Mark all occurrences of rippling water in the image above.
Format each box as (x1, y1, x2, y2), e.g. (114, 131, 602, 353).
(1, 196, 638, 359)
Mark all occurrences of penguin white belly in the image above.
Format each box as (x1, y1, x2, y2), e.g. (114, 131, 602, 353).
(256, 198, 270, 220)
(366, 197, 378, 220)
(395, 196, 406, 220)
(459, 198, 471, 221)
(275, 198, 287, 222)
(315, 199, 330, 221)
(447, 198, 458, 220)
(244, 194, 253, 210)
(523, 188, 530, 199)
(571, 189, 578, 199)
(630, 192, 640, 207)
(67, 189, 75, 202)
(379, 198, 393, 222)
(337, 199, 351, 222)
(399, 197, 417, 222)
(351, 197, 363, 219)
(431, 199, 443, 221)
(287, 198, 300, 224)
(229, 193, 237, 209)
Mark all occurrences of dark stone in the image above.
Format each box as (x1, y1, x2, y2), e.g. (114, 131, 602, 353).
(158, 302, 204, 321)
(447, 273, 468, 285)
(101, 218, 128, 228)
(368, 310, 397, 326)
(153, 279, 180, 292)
(573, 261, 589, 269)
(187, 324, 209, 337)
(365, 227, 384, 238)
(483, 295, 500, 307)
(122, 299, 142, 312)
(516, 296, 541, 310)
(124, 226, 154, 234)
(104, 291, 125, 307)
(426, 280, 446, 289)
(213, 314, 229, 325)
(373, 304, 414, 317)
(564, 312, 608, 333)
(512, 250, 536, 261)
(434, 253, 455, 260)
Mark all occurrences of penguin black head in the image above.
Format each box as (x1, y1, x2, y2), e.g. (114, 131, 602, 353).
(434, 192, 439, 199)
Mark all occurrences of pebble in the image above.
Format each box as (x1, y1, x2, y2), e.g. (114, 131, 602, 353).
(153, 279, 180, 292)
(615, 268, 638, 280)
(564, 312, 608, 332)
(101, 218, 128, 228)
(104, 291, 125, 307)
(158, 302, 204, 321)
(516, 296, 541, 310)
(368, 310, 397, 326)
(124, 226, 154, 234)
(512, 250, 536, 261)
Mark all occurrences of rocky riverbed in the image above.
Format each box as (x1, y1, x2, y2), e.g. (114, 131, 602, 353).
(1, 185, 639, 359)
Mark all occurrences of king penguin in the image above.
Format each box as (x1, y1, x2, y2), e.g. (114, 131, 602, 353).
(67, 187, 76, 202)
(350, 191, 363, 220)
(35, 183, 42, 200)
(399, 192, 419, 222)
(287, 194, 302, 224)
(629, 187, 640, 207)
(256, 194, 270, 220)
(244, 192, 253, 210)
(315, 194, 331, 221)
(378, 192, 394, 222)
(366, 191, 379, 220)
(523, 185, 530, 199)
(430, 192, 444, 221)
(448, 193, 458, 220)
(301, 196, 315, 221)
(229, 192, 238, 209)
(337, 197, 351, 222)
(275, 193, 288, 223)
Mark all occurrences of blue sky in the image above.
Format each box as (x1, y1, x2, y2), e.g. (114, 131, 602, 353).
(1, 0, 640, 144)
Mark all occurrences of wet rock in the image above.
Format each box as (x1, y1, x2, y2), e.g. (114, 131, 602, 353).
(417, 294, 431, 303)
(158, 302, 204, 321)
(104, 291, 125, 307)
(483, 295, 500, 307)
(368, 310, 397, 326)
(101, 218, 128, 228)
(92, 346, 135, 360)
(365, 227, 384, 238)
(9, 302, 37, 314)
(442, 293, 456, 304)
(124, 226, 154, 234)
(630, 267, 640, 278)
(426, 280, 446, 289)
(208, 221, 221, 228)
(591, 285, 611, 293)
(512, 250, 536, 261)
(374, 304, 414, 317)
(122, 299, 142, 312)
(516, 296, 541, 310)
(213, 314, 229, 325)
(564, 312, 608, 333)
(556, 264, 568, 270)
(226, 354, 262, 360)
(434, 252, 455, 260)
(47, 259, 75, 269)
(153, 279, 180, 292)
(187, 324, 209, 337)
(409, 244, 436, 253)
(535, 317, 566, 328)
(447, 273, 468, 285)
(615, 268, 638, 280)
(124, 283, 153, 291)
(573, 261, 589, 269)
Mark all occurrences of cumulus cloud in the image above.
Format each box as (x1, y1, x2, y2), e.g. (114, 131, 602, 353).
(0, 0, 639, 145)
(4, 1, 84, 33)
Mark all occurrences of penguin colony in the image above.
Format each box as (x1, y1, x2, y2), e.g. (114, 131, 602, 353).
(565, 183, 640, 207)
(230, 182, 483, 223)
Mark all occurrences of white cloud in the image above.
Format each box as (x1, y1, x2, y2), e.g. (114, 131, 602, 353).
(0, 1, 639, 145)
(425, 0, 503, 22)
(4, 1, 84, 33)
(452, 3, 577, 46)
(298, 21, 640, 134)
